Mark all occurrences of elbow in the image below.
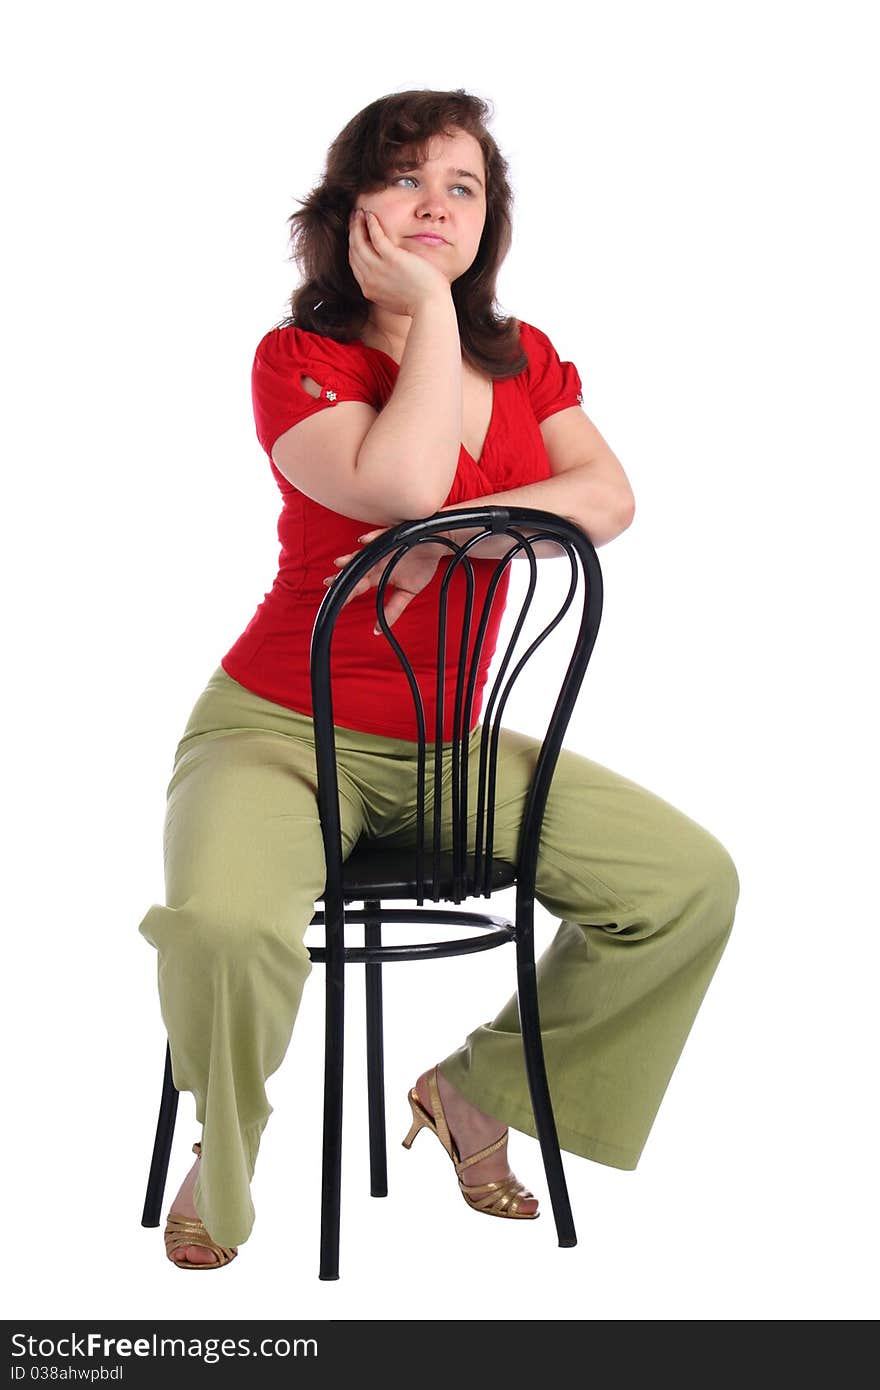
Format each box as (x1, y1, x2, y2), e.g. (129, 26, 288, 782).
(589, 488, 635, 548)
(399, 478, 451, 523)
(354, 453, 451, 525)
(416, 491, 449, 522)
(619, 489, 636, 531)
(383, 489, 445, 525)
(400, 448, 461, 521)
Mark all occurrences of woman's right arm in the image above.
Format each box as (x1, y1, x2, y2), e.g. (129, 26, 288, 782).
(354, 288, 462, 518)
(270, 211, 462, 525)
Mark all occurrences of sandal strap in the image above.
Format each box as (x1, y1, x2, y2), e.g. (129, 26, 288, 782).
(455, 1131, 509, 1175)
(426, 1068, 455, 1159)
(426, 1068, 511, 1176)
(164, 1211, 238, 1265)
(460, 1174, 536, 1216)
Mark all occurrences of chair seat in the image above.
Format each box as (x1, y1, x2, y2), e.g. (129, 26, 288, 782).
(319, 845, 518, 901)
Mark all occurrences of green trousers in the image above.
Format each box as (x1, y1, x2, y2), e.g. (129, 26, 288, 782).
(138, 665, 739, 1248)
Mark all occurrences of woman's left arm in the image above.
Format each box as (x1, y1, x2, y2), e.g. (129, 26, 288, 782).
(435, 405, 636, 556)
(326, 407, 635, 627)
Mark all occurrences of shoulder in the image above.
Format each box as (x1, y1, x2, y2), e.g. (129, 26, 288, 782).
(512, 319, 565, 381)
(252, 326, 381, 402)
(515, 318, 556, 359)
(511, 319, 584, 419)
(254, 324, 371, 368)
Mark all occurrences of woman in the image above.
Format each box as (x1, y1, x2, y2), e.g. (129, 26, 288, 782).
(139, 88, 740, 1269)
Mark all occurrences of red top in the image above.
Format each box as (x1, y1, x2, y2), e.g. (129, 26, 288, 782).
(220, 319, 584, 740)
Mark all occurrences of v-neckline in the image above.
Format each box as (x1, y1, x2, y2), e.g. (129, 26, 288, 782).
(357, 341, 496, 468)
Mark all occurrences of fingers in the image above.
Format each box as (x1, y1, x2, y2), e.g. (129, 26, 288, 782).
(323, 550, 367, 585)
(350, 207, 380, 231)
(321, 564, 410, 632)
(321, 568, 371, 615)
(348, 211, 364, 268)
(349, 208, 379, 255)
(363, 209, 383, 239)
(348, 212, 369, 273)
(374, 590, 412, 634)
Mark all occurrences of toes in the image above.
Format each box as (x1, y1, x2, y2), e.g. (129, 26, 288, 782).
(512, 1192, 539, 1215)
(507, 1198, 538, 1216)
(173, 1245, 219, 1265)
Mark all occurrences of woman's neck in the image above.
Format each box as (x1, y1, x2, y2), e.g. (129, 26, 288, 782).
(359, 310, 412, 362)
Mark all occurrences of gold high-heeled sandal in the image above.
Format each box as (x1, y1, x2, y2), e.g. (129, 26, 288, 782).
(402, 1066, 539, 1219)
(164, 1143, 239, 1270)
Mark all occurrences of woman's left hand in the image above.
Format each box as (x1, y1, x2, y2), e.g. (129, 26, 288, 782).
(322, 528, 448, 633)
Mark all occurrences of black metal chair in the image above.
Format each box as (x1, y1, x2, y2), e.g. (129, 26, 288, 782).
(141, 504, 603, 1280)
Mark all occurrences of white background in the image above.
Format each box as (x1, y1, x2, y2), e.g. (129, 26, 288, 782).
(3, 0, 877, 1324)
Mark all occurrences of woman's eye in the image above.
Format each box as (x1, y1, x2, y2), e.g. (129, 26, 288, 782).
(392, 175, 472, 196)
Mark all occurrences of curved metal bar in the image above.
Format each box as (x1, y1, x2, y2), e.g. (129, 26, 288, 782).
(375, 552, 428, 900)
(509, 529, 603, 904)
(306, 930, 515, 965)
(372, 530, 524, 906)
(309, 907, 513, 929)
(489, 540, 579, 734)
(308, 900, 516, 963)
(484, 544, 579, 889)
(436, 547, 476, 902)
(438, 528, 531, 902)
(480, 531, 540, 894)
(375, 533, 470, 905)
(466, 550, 525, 894)
(429, 530, 534, 903)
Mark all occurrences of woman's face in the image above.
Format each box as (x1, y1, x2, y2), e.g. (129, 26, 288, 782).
(355, 128, 488, 284)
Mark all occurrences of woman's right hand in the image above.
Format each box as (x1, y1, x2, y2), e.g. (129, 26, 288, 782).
(348, 207, 451, 317)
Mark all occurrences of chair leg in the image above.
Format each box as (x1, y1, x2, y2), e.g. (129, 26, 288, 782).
(319, 906, 346, 1280)
(364, 900, 388, 1197)
(141, 1040, 180, 1227)
(515, 902, 577, 1248)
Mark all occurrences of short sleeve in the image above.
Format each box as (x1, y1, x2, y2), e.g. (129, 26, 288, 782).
(520, 321, 585, 425)
(251, 326, 378, 457)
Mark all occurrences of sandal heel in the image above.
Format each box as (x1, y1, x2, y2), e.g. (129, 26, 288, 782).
(401, 1067, 540, 1221)
(401, 1092, 431, 1149)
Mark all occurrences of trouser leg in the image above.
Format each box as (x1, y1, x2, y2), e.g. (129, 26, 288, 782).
(437, 726, 740, 1170)
(138, 706, 366, 1247)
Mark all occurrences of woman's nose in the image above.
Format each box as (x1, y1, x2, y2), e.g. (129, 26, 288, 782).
(414, 189, 452, 218)
(415, 202, 449, 222)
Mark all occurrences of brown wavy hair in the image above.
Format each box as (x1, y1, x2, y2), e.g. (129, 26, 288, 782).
(273, 88, 527, 380)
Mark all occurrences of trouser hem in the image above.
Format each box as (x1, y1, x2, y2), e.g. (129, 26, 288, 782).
(436, 1065, 642, 1172)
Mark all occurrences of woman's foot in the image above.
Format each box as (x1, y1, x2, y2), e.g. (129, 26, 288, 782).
(167, 1151, 220, 1266)
(412, 1067, 539, 1216)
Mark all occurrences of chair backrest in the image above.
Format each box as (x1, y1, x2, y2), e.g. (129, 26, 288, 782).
(310, 506, 603, 910)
